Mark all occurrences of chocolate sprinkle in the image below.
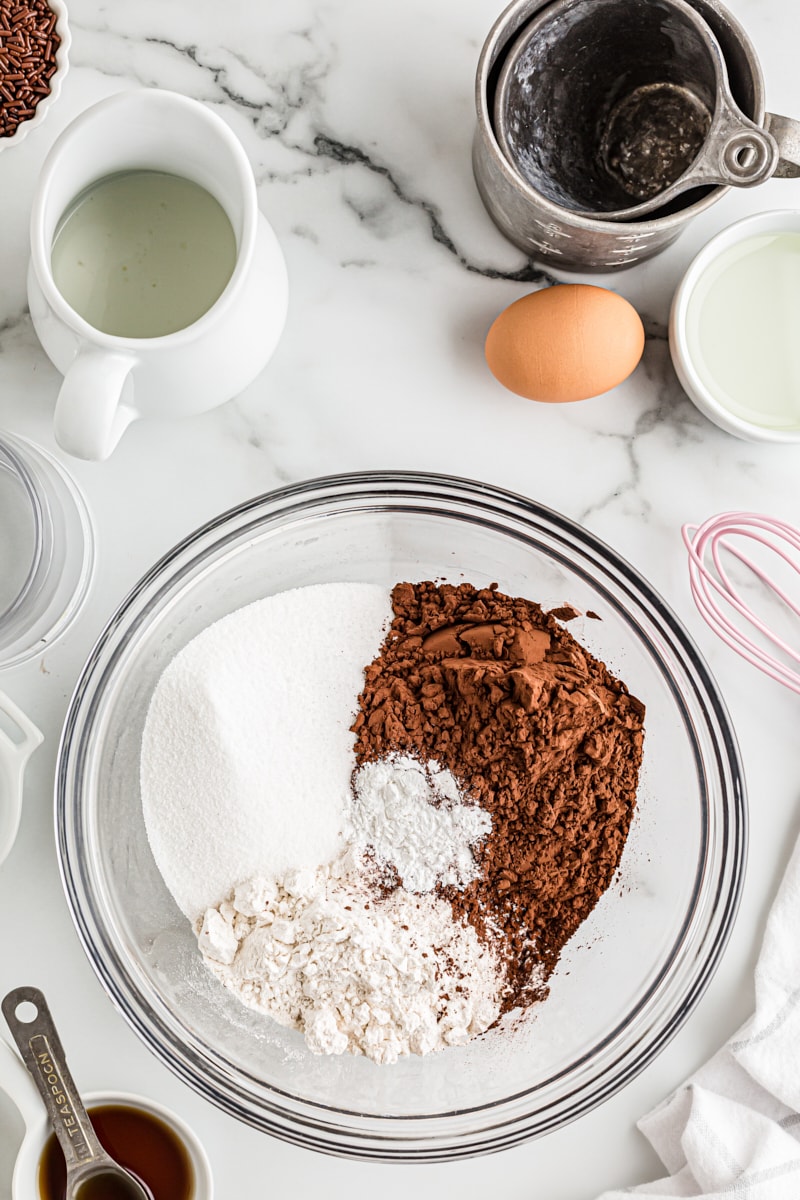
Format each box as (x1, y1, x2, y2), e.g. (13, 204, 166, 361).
(0, 0, 60, 139)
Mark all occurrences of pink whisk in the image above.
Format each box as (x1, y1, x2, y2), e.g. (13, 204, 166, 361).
(682, 512, 800, 695)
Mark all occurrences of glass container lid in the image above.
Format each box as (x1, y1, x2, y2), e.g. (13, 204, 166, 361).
(0, 432, 94, 670)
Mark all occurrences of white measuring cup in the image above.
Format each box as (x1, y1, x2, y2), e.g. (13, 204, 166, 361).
(0, 692, 43, 868)
(0, 1037, 213, 1199)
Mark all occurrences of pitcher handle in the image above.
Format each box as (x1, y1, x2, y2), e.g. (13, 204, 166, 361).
(765, 113, 800, 179)
(54, 347, 138, 462)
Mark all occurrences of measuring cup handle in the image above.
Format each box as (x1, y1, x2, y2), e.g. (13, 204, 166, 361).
(0, 692, 43, 762)
(54, 347, 138, 461)
(765, 113, 800, 179)
(692, 93, 779, 190)
(0, 691, 43, 867)
(0, 696, 43, 758)
(0, 1037, 44, 1131)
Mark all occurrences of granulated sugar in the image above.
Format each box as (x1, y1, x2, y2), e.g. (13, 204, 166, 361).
(141, 582, 391, 918)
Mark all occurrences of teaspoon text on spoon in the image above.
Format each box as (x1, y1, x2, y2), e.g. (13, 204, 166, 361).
(2, 986, 152, 1200)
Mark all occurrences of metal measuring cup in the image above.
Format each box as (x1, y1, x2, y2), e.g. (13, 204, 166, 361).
(494, 0, 782, 220)
(473, 0, 800, 270)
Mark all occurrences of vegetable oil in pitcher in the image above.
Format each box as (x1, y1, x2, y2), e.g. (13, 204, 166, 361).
(50, 170, 237, 339)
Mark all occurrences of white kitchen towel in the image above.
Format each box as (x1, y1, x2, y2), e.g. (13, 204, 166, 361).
(598, 833, 800, 1198)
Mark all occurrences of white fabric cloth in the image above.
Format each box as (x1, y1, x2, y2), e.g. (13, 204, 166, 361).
(598, 835, 800, 1198)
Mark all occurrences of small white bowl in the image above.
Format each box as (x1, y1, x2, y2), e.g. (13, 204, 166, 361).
(0, 1038, 214, 1200)
(670, 209, 800, 444)
(0, 0, 70, 152)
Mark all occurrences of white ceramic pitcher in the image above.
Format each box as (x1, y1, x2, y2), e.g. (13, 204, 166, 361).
(28, 89, 288, 461)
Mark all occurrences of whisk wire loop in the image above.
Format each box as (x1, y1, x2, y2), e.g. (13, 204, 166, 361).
(682, 512, 800, 695)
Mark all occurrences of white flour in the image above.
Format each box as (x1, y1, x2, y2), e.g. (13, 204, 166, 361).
(198, 854, 502, 1064)
(350, 755, 491, 892)
(140, 582, 392, 918)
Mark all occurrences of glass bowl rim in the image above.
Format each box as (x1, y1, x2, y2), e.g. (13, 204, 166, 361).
(56, 469, 747, 1160)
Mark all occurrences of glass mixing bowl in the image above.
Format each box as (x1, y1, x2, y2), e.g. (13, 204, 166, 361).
(56, 472, 745, 1161)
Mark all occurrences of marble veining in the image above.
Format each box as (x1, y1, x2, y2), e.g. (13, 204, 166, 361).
(1, 0, 800, 1197)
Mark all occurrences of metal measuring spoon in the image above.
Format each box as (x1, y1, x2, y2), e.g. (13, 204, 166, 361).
(2, 987, 152, 1200)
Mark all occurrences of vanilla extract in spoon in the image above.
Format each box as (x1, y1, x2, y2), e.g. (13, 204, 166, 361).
(72, 1171, 151, 1200)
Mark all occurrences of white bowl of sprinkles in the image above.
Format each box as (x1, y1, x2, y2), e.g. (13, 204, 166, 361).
(0, 0, 69, 151)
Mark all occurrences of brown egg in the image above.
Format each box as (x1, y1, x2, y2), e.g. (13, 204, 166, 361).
(485, 284, 645, 403)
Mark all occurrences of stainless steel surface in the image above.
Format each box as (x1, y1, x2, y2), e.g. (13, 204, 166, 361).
(766, 112, 800, 178)
(473, 0, 798, 270)
(492, 0, 778, 222)
(1, 987, 151, 1200)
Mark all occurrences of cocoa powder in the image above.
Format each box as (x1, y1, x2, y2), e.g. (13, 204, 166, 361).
(352, 581, 645, 1013)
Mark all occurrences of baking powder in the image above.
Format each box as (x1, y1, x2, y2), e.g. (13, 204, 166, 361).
(350, 754, 491, 892)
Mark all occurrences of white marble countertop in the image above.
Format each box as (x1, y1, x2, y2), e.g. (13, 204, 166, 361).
(1, 0, 800, 1195)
